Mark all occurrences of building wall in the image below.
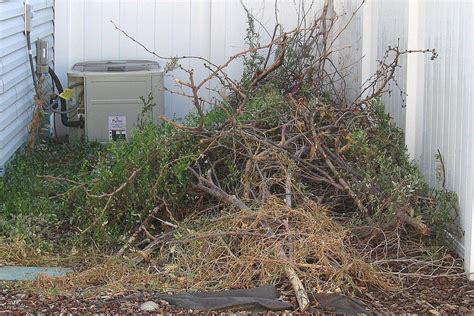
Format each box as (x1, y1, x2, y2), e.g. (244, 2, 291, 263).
(376, 0, 408, 129)
(413, 0, 474, 278)
(332, 0, 363, 104)
(54, 0, 321, 119)
(0, 0, 54, 175)
(362, 0, 474, 278)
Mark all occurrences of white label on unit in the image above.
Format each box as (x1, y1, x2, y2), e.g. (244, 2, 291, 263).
(109, 116, 126, 130)
(108, 116, 127, 141)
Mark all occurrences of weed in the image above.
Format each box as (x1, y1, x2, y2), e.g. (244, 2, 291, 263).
(0, 141, 104, 247)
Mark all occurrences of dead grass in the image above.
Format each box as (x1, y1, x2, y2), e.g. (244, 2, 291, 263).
(0, 239, 143, 296)
(5, 198, 395, 297)
(152, 197, 397, 294)
(0, 239, 63, 267)
(34, 258, 151, 294)
(3, 197, 465, 302)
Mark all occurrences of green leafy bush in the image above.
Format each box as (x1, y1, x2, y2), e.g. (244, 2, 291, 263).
(344, 99, 458, 242)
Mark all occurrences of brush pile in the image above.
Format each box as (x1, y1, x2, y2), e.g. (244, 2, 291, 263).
(33, 2, 464, 311)
(153, 198, 396, 294)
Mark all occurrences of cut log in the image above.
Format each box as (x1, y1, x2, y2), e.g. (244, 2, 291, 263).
(398, 208, 431, 236)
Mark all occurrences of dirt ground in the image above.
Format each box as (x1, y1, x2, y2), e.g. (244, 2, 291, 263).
(364, 276, 473, 314)
(1, 276, 472, 314)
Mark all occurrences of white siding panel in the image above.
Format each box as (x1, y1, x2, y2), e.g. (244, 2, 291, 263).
(0, 1, 54, 173)
(83, 0, 103, 61)
(101, 1, 120, 60)
(119, 0, 140, 59)
(371, 0, 408, 129)
(0, 102, 32, 150)
(0, 43, 54, 76)
(153, 1, 174, 115)
(1, 46, 53, 95)
(168, 0, 192, 117)
(417, 1, 474, 254)
(0, 7, 53, 39)
(0, 80, 32, 113)
(0, 91, 39, 142)
(0, 21, 53, 58)
(366, 0, 474, 277)
(54, 0, 324, 118)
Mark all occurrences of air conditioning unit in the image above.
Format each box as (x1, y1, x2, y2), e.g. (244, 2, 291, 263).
(66, 60, 164, 142)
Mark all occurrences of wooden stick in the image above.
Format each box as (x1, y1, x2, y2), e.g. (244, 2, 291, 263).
(131, 232, 172, 265)
(319, 145, 373, 224)
(279, 248, 310, 311)
(285, 170, 292, 208)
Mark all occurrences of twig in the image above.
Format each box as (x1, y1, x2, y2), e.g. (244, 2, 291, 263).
(285, 170, 292, 208)
(80, 168, 142, 235)
(397, 207, 431, 236)
(167, 231, 266, 244)
(437, 149, 446, 189)
(117, 205, 162, 256)
(38, 175, 83, 186)
(89, 168, 141, 199)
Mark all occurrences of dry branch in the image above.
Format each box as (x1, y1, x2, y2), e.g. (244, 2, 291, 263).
(117, 205, 162, 256)
(397, 208, 431, 236)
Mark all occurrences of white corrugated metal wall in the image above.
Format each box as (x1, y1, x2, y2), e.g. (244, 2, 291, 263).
(331, 0, 363, 104)
(0, 0, 54, 175)
(361, 0, 408, 128)
(413, 0, 474, 279)
(54, 0, 321, 119)
(376, 0, 408, 129)
(362, 0, 474, 278)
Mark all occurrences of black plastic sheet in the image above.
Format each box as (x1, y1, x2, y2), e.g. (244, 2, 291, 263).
(157, 285, 293, 312)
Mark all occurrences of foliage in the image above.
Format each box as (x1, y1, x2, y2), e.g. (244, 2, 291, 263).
(0, 120, 206, 249)
(72, 124, 202, 244)
(0, 141, 103, 246)
(344, 99, 457, 241)
(137, 92, 157, 128)
(0, 90, 458, 253)
(239, 84, 289, 126)
(241, 6, 265, 86)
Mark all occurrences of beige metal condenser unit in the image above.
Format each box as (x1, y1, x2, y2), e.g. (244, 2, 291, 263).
(67, 60, 164, 142)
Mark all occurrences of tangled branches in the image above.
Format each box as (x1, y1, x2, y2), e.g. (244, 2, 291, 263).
(154, 198, 396, 295)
